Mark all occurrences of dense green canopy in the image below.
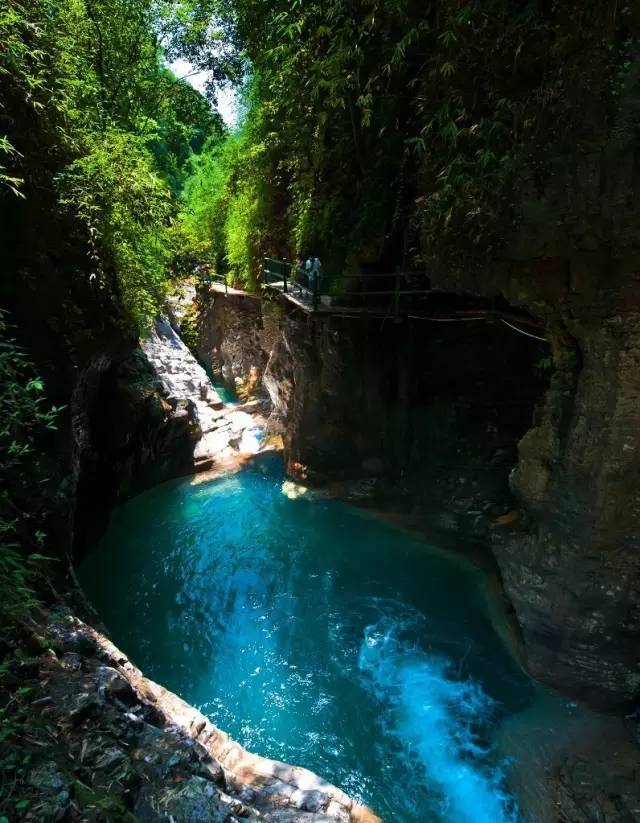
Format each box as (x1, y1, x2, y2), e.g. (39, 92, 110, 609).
(3, 0, 637, 296)
(175, 0, 638, 287)
(1, 0, 230, 330)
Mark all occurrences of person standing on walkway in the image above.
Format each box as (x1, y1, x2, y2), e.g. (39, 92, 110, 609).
(311, 256, 322, 292)
(305, 257, 313, 288)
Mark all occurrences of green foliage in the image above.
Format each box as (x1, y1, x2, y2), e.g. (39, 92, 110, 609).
(148, 71, 225, 193)
(0, 0, 231, 333)
(0, 1, 47, 197)
(60, 129, 173, 333)
(233, 0, 532, 269)
(156, 0, 243, 99)
(0, 137, 24, 199)
(175, 79, 288, 287)
(171, 136, 236, 275)
(0, 313, 59, 620)
(222, 111, 273, 288)
(192, 0, 639, 279)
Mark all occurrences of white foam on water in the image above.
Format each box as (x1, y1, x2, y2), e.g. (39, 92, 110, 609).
(358, 616, 520, 823)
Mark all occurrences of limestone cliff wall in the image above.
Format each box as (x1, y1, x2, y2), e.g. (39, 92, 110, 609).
(195, 287, 279, 401)
(493, 298, 640, 708)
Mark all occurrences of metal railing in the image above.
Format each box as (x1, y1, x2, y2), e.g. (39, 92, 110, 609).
(210, 272, 228, 294)
(197, 270, 229, 294)
(262, 258, 306, 298)
(262, 258, 430, 314)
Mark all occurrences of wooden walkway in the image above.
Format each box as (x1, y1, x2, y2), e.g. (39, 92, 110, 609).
(199, 262, 548, 340)
(208, 282, 252, 298)
(261, 258, 433, 318)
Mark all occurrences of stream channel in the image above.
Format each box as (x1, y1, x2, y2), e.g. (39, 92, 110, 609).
(80, 454, 607, 822)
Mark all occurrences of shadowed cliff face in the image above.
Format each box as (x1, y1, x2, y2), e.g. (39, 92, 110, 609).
(492, 296, 640, 708)
(70, 347, 203, 558)
(410, 43, 640, 707)
(263, 308, 549, 557)
(423, 138, 640, 706)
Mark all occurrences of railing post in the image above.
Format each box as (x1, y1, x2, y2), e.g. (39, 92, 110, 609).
(283, 261, 288, 293)
(313, 270, 319, 311)
(394, 270, 401, 318)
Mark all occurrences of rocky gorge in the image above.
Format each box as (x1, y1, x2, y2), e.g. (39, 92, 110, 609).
(2, 190, 640, 822)
(2, 2, 640, 819)
(194, 276, 640, 713)
(2, 263, 640, 821)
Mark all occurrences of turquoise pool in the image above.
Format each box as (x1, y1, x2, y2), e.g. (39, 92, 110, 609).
(80, 456, 597, 822)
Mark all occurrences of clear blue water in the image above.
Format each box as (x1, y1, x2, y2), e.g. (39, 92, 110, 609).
(212, 379, 238, 406)
(80, 456, 595, 822)
(198, 361, 238, 406)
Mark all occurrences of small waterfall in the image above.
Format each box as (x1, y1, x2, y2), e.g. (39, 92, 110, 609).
(358, 615, 520, 823)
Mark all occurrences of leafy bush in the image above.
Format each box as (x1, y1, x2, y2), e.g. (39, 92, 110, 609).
(0, 313, 60, 619)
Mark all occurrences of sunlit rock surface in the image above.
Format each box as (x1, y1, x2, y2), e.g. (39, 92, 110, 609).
(141, 317, 268, 472)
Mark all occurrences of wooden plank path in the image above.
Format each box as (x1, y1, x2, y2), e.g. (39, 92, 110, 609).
(208, 282, 252, 298)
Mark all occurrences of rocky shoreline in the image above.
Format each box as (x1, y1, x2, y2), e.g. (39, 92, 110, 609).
(3, 606, 380, 823)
